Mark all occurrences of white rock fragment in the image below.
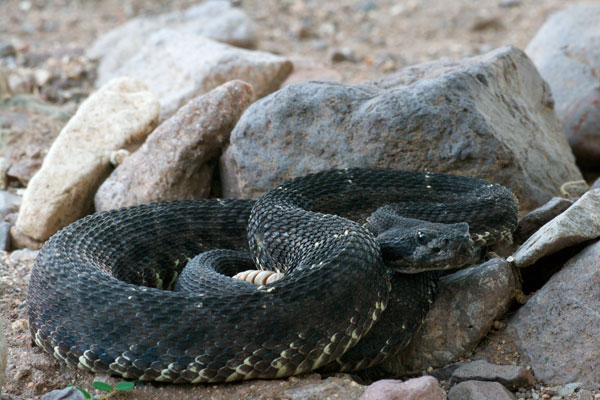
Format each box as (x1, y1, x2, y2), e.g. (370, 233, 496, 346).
(513, 189, 600, 267)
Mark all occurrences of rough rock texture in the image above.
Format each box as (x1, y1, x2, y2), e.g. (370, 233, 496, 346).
(512, 189, 600, 268)
(447, 381, 517, 400)
(526, 6, 600, 167)
(88, 0, 258, 87)
(0, 317, 5, 391)
(382, 258, 518, 375)
(360, 377, 445, 400)
(13, 78, 159, 243)
(40, 387, 86, 400)
(221, 46, 581, 212)
(450, 360, 535, 390)
(98, 29, 292, 120)
(283, 375, 365, 400)
(94, 80, 254, 211)
(507, 239, 600, 386)
(513, 197, 574, 244)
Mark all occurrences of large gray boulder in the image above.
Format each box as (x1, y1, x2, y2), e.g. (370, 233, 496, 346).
(221, 46, 581, 212)
(507, 239, 600, 385)
(526, 6, 600, 167)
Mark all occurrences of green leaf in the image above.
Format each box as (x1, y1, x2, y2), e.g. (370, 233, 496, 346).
(92, 381, 114, 392)
(115, 381, 135, 391)
(68, 385, 92, 399)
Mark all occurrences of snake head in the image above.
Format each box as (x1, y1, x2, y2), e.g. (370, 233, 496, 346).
(366, 208, 476, 272)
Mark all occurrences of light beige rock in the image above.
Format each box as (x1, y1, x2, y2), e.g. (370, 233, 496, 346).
(94, 80, 254, 211)
(100, 30, 292, 120)
(512, 189, 600, 267)
(14, 77, 159, 243)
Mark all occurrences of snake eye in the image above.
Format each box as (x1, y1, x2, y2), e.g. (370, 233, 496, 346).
(416, 230, 427, 243)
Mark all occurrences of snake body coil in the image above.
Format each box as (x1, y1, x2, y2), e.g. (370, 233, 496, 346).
(27, 168, 518, 383)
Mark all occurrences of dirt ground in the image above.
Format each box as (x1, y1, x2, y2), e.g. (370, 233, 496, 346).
(1, 0, 598, 399)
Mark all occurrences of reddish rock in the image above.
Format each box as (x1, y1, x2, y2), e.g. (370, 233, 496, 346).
(360, 376, 445, 400)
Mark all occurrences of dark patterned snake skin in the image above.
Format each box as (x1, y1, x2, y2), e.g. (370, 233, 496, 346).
(27, 168, 518, 383)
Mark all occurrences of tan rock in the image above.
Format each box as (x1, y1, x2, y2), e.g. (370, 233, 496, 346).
(14, 77, 159, 243)
(94, 80, 253, 211)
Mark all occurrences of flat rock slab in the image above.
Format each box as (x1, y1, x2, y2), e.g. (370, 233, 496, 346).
(89, 0, 258, 86)
(381, 258, 518, 375)
(526, 6, 600, 167)
(14, 78, 159, 243)
(512, 189, 600, 268)
(360, 376, 445, 400)
(450, 359, 535, 390)
(513, 197, 574, 244)
(447, 381, 517, 400)
(99, 29, 292, 120)
(95, 80, 254, 211)
(507, 239, 600, 385)
(221, 46, 581, 212)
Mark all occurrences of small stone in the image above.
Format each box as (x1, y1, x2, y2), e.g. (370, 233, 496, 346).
(448, 381, 517, 400)
(0, 190, 21, 216)
(34, 69, 52, 86)
(109, 149, 130, 167)
(360, 376, 445, 400)
(330, 47, 357, 63)
(8, 248, 38, 264)
(450, 359, 536, 390)
(0, 42, 17, 58)
(499, 0, 521, 8)
(11, 318, 28, 332)
(40, 386, 87, 400)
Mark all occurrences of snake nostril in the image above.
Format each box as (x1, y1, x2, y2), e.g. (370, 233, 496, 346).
(432, 247, 441, 254)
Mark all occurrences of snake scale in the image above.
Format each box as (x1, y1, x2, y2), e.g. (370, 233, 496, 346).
(27, 168, 518, 383)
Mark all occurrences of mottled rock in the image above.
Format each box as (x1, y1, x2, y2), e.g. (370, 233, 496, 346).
(95, 80, 254, 211)
(512, 189, 600, 268)
(14, 78, 159, 243)
(450, 360, 535, 390)
(89, 1, 258, 86)
(526, 6, 600, 167)
(360, 376, 445, 400)
(0, 317, 5, 391)
(513, 197, 573, 243)
(382, 258, 518, 375)
(221, 46, 581, 212)
(40, 387, 86, 400)
(507, 239, 600, 385)
(96, 29, 291, 120)
(447, 381, 516, 400)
